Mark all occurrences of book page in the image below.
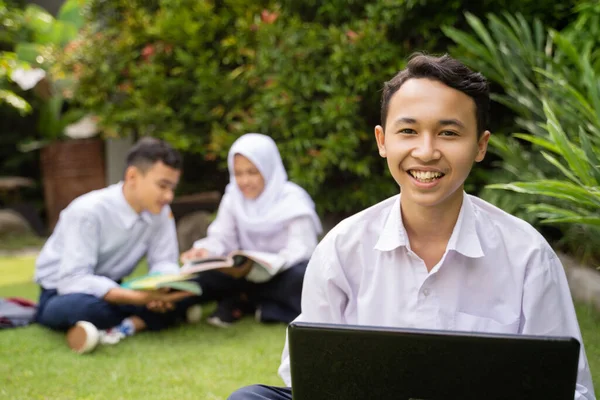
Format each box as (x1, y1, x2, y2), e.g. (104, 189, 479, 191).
(233, 250, 285, 272)
(180, 256, 233, 273)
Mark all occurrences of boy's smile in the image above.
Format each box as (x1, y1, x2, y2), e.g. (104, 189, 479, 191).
(375, 78, 490, 211)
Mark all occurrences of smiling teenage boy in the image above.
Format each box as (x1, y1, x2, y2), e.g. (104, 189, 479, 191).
(228, 54, 595, 399)
(34, 137, 199, 354)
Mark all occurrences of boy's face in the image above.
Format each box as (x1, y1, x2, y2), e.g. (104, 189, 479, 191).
(126, 161, 180, 214)
(375, 78, 490, 210)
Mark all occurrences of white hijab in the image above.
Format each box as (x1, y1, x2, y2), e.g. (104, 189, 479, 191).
(225, 133, 322, 235)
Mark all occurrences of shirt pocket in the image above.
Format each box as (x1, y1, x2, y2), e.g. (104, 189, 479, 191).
(452, 311, 520, 334)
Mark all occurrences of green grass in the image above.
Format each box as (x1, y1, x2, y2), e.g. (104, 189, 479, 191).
(1, 256, 599, 399)
(0, 233, 47, 252)
(0, 256, 286, 399)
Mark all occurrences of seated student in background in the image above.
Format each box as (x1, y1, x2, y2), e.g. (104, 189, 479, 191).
(180, 133, 322, 328)
(34, 137, 199, 354)
(228, 54, 595, 399)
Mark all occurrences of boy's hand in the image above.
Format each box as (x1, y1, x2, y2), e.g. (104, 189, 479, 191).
(218, 259, 253, 279)
(144, 289, 195, 312)
(180, 247, 209, 263)
(104, 287, 194, 307)
(146, 299, 175, 313)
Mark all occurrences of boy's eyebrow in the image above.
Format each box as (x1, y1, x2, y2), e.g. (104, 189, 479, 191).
(391, 117, 467, 129)
(392, 117, 417, 126)
(158, 178, 177, 187)
(438, 119, 466, 129)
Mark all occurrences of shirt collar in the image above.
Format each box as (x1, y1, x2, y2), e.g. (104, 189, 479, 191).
(373, 193, 484, 259)
(111, 182, 151, 229)
(374, 195, 408, 251)
(446, 194, 485, 258)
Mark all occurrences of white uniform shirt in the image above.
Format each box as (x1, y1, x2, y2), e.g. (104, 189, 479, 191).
(34, 182, 180, 298)
(193, 193, 318, 282)
(278, 194, 595, 399)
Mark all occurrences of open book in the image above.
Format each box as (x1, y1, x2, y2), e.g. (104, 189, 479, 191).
(181, 250, 283, 275)
(121, 272, 202, 295)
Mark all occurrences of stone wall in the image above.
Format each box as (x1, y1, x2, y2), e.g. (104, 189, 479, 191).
(558, 252, 600, 312)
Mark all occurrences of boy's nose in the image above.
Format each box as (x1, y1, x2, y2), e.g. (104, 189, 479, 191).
(412, 135, 440, 161)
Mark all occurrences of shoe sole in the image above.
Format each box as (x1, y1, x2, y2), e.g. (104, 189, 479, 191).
(66, 321, 99, 354)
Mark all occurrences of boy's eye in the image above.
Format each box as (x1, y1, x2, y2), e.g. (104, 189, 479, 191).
(398, 128, 416, 134)
(440, 130, 458, 136)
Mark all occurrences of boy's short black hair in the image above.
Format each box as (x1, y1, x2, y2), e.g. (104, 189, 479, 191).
(125, 137, 182, 174)
(380, 53, 490, 136)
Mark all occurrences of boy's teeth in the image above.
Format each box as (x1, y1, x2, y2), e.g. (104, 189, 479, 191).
(410, 170, 443, 181)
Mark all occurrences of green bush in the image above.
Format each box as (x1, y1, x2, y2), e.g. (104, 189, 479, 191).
(62, 0, 577, 215)
(0, 0, 33, 114)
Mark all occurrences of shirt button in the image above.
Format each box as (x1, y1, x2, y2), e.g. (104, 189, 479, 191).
(423, 288, 430, 296)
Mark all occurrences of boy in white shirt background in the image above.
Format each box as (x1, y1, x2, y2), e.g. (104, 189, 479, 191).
(34, 137, 198, 354)
(228, 53, 595, 399)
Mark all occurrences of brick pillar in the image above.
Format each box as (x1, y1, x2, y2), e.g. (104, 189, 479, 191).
(40, 138, 106, 232)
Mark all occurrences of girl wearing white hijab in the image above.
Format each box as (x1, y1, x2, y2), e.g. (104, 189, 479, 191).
(181, 133, 322, 327)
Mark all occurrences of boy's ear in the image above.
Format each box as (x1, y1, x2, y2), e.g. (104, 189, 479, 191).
(124, 165, 139, 183)
(375, 125, 386, 158)
(475, 130, 491, 163)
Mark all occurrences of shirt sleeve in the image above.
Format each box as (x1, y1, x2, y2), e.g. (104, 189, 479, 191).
(277, 236, 350, 386)
(56, 212, 119, 298)
(146, 206, 181, 275)
(520, 247, 595, 400)
(245, 216, 318, 283)
(192, 193, 239, 256)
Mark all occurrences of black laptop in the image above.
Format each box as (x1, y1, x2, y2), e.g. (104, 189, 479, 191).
(288, 322, 580, 400)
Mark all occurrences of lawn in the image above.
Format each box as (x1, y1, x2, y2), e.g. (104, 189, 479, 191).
(1, 255, 599, 399)
(0, 256, 286, 399)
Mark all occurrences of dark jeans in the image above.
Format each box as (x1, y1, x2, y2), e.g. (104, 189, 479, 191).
(35, 288, 189, 331)
(228, 385, 292, 400)
(185, 260, 308, 324)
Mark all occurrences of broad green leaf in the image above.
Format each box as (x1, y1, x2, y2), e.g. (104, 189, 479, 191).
(550, 30, 581, 69)
(14, 42, 43, 64)
(23, 5, 54, 35)
(44, 21, 78, 46)
(540, 216, 600, 227)
(525, 204, 600, 227)
(543, 100, 594, 185)
(487, 180, 600, 208)
(56, 0, 85, 29)
(0, 89, 32, 114)
(513, 133, 560, 153)
(578, 126, 600, 184)
(465, 13, 500, 65)
(581, 51, 600, 127)
(37, 96, 64, 138)
(441, 26, 495, 69)
(540, 151, 581, 184)
(535, 68, 596, 124)
(525, 204, 581, 219)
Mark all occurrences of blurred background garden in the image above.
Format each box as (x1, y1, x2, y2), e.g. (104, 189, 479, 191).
(1, 0, 599, 398)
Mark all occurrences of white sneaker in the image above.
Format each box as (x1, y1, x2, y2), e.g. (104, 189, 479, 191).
(98, 328, 127, 345)
(66, 321, 127, 354)
(67, 321, 100, 354)
(255, 308, 262, 323)
(206, 316, 232, 328)
(186, 305, 203, 324)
